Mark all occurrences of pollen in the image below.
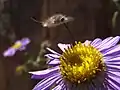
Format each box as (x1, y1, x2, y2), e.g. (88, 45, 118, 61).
(60, 42, 105, 83)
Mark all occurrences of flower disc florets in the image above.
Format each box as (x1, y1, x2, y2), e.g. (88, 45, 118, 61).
(60, 42, 105, 83)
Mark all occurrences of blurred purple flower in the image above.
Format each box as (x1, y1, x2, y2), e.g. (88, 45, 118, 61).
(29, 36, 120, 90)
(3, 38, 30, 57)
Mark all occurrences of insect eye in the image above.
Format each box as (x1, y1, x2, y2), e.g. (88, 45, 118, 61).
(60, 18, 65, 22)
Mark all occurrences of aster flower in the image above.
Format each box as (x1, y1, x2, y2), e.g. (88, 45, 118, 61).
(3, 37, 30, 57)
(29, 36, 120, 90)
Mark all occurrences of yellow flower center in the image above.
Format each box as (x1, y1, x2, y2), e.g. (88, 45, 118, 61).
(12, 41, 22, 49)
(60, 42, 105, 83)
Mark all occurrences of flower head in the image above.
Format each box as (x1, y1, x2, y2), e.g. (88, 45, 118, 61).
(3, 38, 30, 57)
(29, 36, 120, 90)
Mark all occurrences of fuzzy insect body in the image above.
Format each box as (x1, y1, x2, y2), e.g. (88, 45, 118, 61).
(31, 14, 74, 28)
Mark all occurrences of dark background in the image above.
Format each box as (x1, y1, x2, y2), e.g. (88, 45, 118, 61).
(0, 0, 120, 90)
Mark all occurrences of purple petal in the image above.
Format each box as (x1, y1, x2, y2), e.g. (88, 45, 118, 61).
(107, 71, 120, 78)
(46, 47, 60, 55)
(106, 63, 120, 69)
(106, 63, 120, 66)
(105, 57, 120, 66)
(33, 73, 61, 90)
(106, 65, 120, 72)
(91, 38, 102, 47)
(94, 37, 113, 49)
(99, 36, 120, 51)
(40, 76, 61, 90)
(14, 40, 21, 45)
(47, 59, 60, 65)
(103, 56, 115, 62)
(83, 40, 91, 46)
(106, 75, 120, 90)
(103, 45, 120, 56)
(19, 46, 26, 51)
(56, 78, 62, 84)
(52, 80, 65, 90)
(99, 37, 113, 45)
(104, 56, 120, 62)
(21, 37, 31, 46)
(58, 43, 71, 52)
(61, 83, 67, 90)
(29, 66, 59, 79)
(3, 48, 16, 57)
(52, 85, 62, 90)
(104, 79, 117, 90)
(18, 38, 30, 51)
(46, 58, 60, 64)
(45, 54, 60, 59)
